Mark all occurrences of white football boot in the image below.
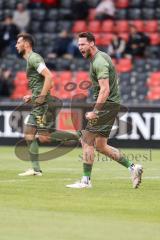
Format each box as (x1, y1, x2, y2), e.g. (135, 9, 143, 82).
(18, 169, 42, 176)
(130, 164, 143, 188)
(66, 177, 92, 189)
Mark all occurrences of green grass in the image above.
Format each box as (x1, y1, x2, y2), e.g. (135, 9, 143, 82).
(0, 146, 160, 240)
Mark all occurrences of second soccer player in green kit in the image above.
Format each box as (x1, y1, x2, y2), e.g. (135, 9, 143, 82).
(16, 33, 77, 176)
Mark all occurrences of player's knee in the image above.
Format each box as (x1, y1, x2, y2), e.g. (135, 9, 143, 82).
(38, 134, 51, 143)
(95, 143, 107, 154)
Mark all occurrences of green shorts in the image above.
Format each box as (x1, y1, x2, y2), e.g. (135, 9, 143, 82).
(85, 102, 120, 138)
(25, 102, 55, 132)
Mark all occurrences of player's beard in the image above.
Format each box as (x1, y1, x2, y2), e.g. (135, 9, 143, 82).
(86, 49, 91, 59)
(18, 49, 25, 58)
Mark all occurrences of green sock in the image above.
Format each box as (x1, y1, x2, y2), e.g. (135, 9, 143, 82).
(83, 163, 93, 177)
(118, 156, 133, 168)
(28, 139, 41, 172)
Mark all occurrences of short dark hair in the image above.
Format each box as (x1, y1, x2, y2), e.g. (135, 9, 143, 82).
(78, 32, 95, 43)
(17, 33, 35, 48)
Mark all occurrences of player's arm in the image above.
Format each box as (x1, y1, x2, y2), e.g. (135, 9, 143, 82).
(34, 58, 53, 103)
(86, 60, 109, 120)
(86, 79, 109, 120)
(39, 67, 53, 96)
(35, 67, 53, 104)
(93, 59, 110, 111)
(94, 78, 110, 111)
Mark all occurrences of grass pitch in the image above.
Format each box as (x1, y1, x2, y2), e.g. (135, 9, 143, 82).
(0, 146, 159, 240)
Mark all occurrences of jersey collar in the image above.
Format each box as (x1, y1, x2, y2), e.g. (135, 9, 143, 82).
(26, 51, 33, 61)
(90, 50, 100, 63)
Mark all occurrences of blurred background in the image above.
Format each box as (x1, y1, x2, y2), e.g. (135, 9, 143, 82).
(0, 0, 160, 148)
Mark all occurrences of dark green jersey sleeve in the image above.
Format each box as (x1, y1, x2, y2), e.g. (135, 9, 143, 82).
(26, 52, 46, 95)
(29, 53, 45, 72)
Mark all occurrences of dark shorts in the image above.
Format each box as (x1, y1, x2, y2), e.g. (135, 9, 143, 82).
(85, 102, 120, 138)
(24, 102, 55, 133)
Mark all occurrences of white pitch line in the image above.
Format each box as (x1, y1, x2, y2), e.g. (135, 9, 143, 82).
(0, 179, 29, 183)
(0, 178, 73, 183)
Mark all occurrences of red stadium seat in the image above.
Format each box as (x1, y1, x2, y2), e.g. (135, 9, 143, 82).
(88, 21, 101, 33)
(101, 20, 114, 33)
(130, 20, 144, 32)
(75, 71, 90, 82)
(150, 72, 160, 81)
(11, 85, 29, 99)
(94, 33, 102, 45)
(147, 72, 160, 100)
(99, 33, 113, 46)
(116, 58, 132, 72)
(72, 21, 87, 33)
(146, 91, 160, 100)
(148, 33, 160, 45)
(144, 20, 158, 33)
(11, 71, 29, 99)
(118, 33, 129, 42)
(150, 87, 160, 94)
(14, 71, 28, 85)
(58, 71, 74, 99)
(15, 71, 27, 79)
(115, 0, 129, 8)
(11, 92, 28, 99)
(147, 72, 160, 87)
(14, 86, 28, 93)
(59, 71, 72, 81)
(115, 20, 129, 33)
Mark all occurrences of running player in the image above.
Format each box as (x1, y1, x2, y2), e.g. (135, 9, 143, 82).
(66, 32, 143, 189)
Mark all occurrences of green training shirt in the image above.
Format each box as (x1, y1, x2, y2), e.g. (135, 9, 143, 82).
(26, 51, 46, 97)
(90, 51, 120, 104)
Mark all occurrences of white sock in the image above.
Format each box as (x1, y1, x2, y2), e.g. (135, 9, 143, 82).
(128, 164, 135, 172)
(82, 176, 90, 183)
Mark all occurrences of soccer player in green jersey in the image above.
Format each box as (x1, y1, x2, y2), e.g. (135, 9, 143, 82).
(16, 33, 79, 176)
(66, 32, 143, 189)
(16, 33, 55, 176)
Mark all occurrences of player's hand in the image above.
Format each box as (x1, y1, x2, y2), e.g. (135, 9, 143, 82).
(35, 95, 46, 105)
(85, 111, 98, 120)
(23, 95, 32, 103)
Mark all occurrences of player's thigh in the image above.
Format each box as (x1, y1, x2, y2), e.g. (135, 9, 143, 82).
(95, 136, 108, 151)
(24, 114, 37, 141)
(37, 131, 52, 143)
(24, 125, 37, 141)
